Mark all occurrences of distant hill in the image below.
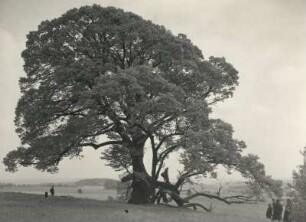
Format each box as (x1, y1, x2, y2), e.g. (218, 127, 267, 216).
(75, 178, 119, 189)
(0, 178, 120, 190)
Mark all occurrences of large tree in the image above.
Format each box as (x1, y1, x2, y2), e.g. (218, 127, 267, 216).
(4, 5, 279, 206)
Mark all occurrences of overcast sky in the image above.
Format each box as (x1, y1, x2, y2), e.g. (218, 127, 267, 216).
(0, 0, 305, 184)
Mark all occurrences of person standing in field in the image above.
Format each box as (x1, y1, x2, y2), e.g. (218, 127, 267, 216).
(283, 199, 292, 222)
(266, 203, 273, 219)
(272, 199, 283, 221)
(271, 199, 276, 220)
(50, 185, 55, 196)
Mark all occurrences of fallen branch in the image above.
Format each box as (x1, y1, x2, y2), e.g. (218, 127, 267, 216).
(158, 202, 213, 212)
(183, 191, 256, 205)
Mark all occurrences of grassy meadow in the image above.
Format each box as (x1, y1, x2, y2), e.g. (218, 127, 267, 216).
(0, 190, 271, 222)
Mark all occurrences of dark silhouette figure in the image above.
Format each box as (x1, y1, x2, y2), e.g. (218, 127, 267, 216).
(156, 168, 171, 204)
(271, 199, 276, 219)
(156, 187, 169, 204)
(161, 167, 170, 184)
(50, 185, 55, 196)
(266, 203, 273, 219)
(283, 199, 292, 222)
(272, 198, 276, 209)
(44, 192, 48, 198)
(124, 209, 129, 213)
(272, 199, 283, 221)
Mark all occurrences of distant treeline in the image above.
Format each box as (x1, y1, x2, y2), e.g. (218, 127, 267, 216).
(75, 178, 119, 189)
(0, 183, 74, 188)
(0, 178, 120, 190)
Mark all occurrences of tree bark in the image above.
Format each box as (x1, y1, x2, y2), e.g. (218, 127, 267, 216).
(128, 153, 153, 204)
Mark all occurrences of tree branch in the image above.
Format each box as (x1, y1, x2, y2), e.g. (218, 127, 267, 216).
(79, 140, 123, 150)
(156, 144, 181, 178)
(203, 85, 212, 99)
(81, 123, 115, 139)
(155, 132, 183, 151)
(175, 171, 201, 188)
(150, 114, 176, 131)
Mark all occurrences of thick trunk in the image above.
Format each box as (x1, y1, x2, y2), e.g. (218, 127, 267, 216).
(128, 153, 153, 204)
(131, 152, 147, 173)
(128, 178, 152, 204)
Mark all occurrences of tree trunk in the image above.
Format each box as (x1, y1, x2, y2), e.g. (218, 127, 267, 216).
(128, 154, 153, 204)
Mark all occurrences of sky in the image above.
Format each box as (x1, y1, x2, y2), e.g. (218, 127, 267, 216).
(0, 0, 305, 184)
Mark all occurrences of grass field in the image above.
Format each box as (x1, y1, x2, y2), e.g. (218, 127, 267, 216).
(0, 191, 271, 222)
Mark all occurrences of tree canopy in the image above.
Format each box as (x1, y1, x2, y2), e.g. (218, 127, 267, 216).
(3, 5, 280, 206)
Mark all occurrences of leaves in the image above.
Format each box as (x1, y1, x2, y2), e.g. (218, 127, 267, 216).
(179, 119, 245, 176)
